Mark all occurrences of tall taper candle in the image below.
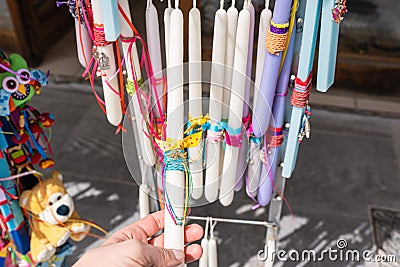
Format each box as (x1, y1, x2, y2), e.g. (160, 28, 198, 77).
(188, 0, 203, 199)
(247, 0, 272, 197)
(258, 25, 295, 206)
(164, 1, 185, 260)
(146, 0, 165, 117)
(204, 0, 227, 202)
(283, 0, 322, 178)
(234, 0, 255, 191)
(251, 0, 292, 137)
(91, 0, 123, 126)
(219, 3, 250, 206)
(119, 0, 156, 167)
(164, 0, 173, 67)
(119, 0, 155, 217)
(221, 0, 238, 121)
(75, 19, 93, 68)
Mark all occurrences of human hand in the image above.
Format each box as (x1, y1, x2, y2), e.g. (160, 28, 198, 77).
(73, 210, 203, 267)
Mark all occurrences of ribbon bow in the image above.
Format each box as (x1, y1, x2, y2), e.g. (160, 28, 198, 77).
(155, 131, 203, 151)
(184, 114, 210, 134)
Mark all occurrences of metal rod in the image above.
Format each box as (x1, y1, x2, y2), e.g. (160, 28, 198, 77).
(187, 216, 277, 228)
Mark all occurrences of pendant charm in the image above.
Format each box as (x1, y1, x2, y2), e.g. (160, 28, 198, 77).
(332, 0, 347, 23)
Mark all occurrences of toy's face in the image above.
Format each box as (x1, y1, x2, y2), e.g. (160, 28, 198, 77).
(39, 192, 75, 225)
(0, 54, 38, 113)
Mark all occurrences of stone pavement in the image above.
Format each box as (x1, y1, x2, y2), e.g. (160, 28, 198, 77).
(29, 82, 400, 266)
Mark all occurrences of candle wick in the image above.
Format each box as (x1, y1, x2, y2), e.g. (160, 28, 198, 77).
(219, 0, 224, 9)
(175, 0, 179, 8)
(231, 0, 235, 7)
(193, 0, 196, 8)
(265, 0, 270, 9)
(146, 0, 151, 9)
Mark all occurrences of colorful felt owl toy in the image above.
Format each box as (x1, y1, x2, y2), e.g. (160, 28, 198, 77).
(0, 52, 44, 116)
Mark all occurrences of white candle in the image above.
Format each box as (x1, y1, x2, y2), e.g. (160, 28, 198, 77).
(198, 219, 209, 267)
(119, 0, 154, 218)
(247, 0, 271, 197)
(204, 0, 227, 203)
(75, 19, 93, 68)
(221, 0, 238, 120)
(219, 3, 250, 207)
(253, 0, 272, 106)
(91, 0, 122, 126)
(164, 1, 185, 259)
(164, 0, 173, 67)
(119, 0, 156, 167)
(139, 184, 150, 218)
(188, 0, 203, 200)
(146, 0, 165, 117)
(208, 237, 218, 267)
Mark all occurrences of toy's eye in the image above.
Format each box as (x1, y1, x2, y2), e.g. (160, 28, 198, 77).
(56, 195, 62, 201)
(48, 201, 53, 206)
(16, 69, 31, 85)
(2, 77, 19, 93)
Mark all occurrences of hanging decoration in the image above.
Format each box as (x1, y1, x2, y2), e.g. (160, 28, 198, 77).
(0, 51, 106, 266)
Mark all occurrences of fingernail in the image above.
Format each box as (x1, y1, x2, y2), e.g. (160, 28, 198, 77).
(172, 249, 185, 261)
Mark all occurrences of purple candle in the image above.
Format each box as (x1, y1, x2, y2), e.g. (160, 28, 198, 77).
(257, 23, 296, 206)
(235, 0, 255, 191)
(251, 0, 292, 138)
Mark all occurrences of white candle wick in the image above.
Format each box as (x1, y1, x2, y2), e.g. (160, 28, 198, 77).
(220, 0, 224, 9)
(146, 0, 151, 10)
(175, 0, 179, 8)
(265, 0, 270, 8)
(168, 0, 172, 8)
(193, 0, 196, 8)
(231, 0, 235, 7)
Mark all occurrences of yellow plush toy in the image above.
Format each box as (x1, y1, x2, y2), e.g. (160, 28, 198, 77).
(19, 171, 90, 262)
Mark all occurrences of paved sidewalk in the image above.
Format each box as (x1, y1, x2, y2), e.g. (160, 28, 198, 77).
(30, 83, 400, 266)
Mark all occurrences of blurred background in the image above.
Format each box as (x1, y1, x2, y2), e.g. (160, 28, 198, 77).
(0, 0, 399, 266)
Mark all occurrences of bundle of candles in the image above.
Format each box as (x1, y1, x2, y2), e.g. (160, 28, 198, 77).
(60, 0, 346, 260)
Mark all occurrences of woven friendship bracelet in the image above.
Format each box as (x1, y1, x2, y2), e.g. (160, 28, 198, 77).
(266, 21, 289, 55)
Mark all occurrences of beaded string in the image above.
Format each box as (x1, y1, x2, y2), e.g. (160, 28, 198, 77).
(298, 105, 311, 143)
(225, 126, 242, 148)
(332, 0, 348, 23)
(163, 149, 192, 226)
(266, 21, 289, 55)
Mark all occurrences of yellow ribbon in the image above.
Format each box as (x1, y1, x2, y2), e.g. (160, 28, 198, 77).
(280, 0, 298, 71)
(184, 114, 210, 134)
(155, 131, 203, 151)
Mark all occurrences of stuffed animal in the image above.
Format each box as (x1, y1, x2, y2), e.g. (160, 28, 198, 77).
(19, 171, 90, 262)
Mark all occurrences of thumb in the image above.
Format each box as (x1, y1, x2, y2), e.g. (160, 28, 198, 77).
(143, 243, 185, 267)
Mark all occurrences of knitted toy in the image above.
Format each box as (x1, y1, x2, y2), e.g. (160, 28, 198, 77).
(19, 171, 90, 262)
